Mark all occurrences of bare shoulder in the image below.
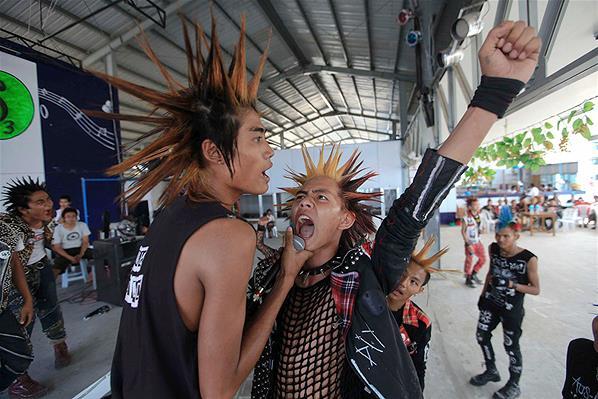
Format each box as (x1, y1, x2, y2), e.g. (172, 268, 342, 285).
(181, 217, 256, 279)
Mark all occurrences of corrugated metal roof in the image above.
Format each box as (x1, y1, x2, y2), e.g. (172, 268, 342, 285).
(0, 0, 481, 153)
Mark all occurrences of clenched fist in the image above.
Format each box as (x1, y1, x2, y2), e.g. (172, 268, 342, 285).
(479, 20, 542, 84)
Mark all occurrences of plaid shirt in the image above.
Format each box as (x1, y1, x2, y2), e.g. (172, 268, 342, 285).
(401, 299, 431, 329)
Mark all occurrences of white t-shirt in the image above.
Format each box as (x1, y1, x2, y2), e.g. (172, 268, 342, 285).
(462, 214, 480, 244)
(52, 222, 91, 249)
(528, 187, 540, 197)
(28, 227, 46, 265)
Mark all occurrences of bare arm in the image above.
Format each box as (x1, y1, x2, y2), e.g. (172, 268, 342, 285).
(438, 107, 498, 164)
(461, 219, 469, 243)
(194, 222, 310, 398)
(10, 254, 33, 326)
(52, 243, 76, 262)
(512, 256, 540, 295)
(78, 235, 89, 257)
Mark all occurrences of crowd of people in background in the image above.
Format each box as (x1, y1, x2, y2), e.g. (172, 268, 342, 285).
(475, 184, 598, 232)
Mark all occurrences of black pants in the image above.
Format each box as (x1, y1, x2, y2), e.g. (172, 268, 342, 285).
(52, 247, 93, 274)
(476, 301, 524, 384)
(0, 310, 33, 390)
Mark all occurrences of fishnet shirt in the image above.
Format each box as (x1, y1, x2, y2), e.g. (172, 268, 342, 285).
(274, 276, 368, 399)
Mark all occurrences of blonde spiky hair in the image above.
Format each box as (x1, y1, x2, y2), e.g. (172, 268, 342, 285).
(410, 236, 450, 275)
(89, 12, 270, 208)
(281, 145, 380, 248)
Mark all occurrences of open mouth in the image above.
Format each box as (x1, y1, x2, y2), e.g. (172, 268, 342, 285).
(295, 214, 315, 239)
(261, 164, 272, 181)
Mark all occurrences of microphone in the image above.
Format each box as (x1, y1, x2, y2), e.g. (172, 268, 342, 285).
(293, 234, 305, 251)
(253, 223, 305, 300)
(83, 305, 111, 321)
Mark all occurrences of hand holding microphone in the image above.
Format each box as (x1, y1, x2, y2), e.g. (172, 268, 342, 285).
(280, 226, 313, 283)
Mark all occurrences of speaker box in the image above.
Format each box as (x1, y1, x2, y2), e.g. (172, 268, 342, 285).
(93, 238, 143, 306)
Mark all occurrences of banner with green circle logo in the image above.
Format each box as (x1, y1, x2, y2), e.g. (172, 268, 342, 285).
(0, 70, 35, 140)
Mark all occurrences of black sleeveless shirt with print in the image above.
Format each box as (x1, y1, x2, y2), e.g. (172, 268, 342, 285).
(110, 197, 234, 399)
(483, 242, 536, 311)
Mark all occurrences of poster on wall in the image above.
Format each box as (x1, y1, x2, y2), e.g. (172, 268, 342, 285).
(0, 38, 122, 238)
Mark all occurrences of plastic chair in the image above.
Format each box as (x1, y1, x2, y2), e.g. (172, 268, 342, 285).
(558, 208, 580, 231)
(479, 210, 497, 233)
(61, 259, 97, 290)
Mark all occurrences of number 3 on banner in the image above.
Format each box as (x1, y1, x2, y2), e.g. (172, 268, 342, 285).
(1, 120, 15, 136)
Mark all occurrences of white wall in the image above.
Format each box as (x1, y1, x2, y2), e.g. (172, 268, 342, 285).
(0, 50, 45, 211)
(267, 140, 403, 194)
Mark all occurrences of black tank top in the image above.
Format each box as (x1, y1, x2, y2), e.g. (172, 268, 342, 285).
(484, 242, 536, 311)
(110, 197, 234, 399)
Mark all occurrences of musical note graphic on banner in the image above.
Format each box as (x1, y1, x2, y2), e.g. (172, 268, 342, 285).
(38, 88, 118, 150)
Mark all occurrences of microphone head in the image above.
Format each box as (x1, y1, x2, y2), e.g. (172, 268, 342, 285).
(292, 235, 305, 251)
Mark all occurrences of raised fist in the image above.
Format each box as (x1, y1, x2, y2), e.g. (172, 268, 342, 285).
(479, 20, 542, 84)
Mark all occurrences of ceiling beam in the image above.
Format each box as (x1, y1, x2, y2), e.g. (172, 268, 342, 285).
(82, 0, 194, 66)
(260, 64, 415, 94)
(536, 0, 568, 78)
(35, 0, 188, 81)
(0, 11, 171, 94)
(327, 0, 351, 67)
(494, 0, 513, 26)
(258, 0, 339, 115)
(256, 0, 309, 66)
(289, 127, 391, 148)
(211, 0, 321, 117)
(267, 110, 400, 137)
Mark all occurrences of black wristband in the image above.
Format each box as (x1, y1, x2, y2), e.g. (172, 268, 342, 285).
(469, 75, 525, 118)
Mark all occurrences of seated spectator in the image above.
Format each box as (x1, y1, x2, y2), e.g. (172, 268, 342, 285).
(586, 195, 598, 230)
(527, 184, 540, 198)
(510, 200, 518, 216)
(482, 199, 497, 219)
(51, 208, 93, 277)
(517, 198, 528, 213)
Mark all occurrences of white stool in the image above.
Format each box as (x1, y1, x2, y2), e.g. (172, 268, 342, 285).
(61, 259, 97, 290)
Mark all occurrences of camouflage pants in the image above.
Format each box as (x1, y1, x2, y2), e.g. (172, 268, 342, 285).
(8, 257, 66, 344)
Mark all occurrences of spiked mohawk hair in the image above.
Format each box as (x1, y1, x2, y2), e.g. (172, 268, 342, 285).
(2, 177, 48, 215)
(281, 145, 380, 248)
(410, 236, 450, 285)
(92, 13, 270, 207)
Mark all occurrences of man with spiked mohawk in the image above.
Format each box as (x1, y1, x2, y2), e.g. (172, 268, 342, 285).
(1, 177, 71, 398)
(386, 236, 448, 391)
(247, 20, 541, 398)
(100, 14, 312, 399)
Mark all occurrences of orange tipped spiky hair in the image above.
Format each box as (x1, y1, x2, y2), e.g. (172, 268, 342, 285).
(90, 12, 270, 208)
(410, 236, 450, 274)
(281, 145, 381, 248)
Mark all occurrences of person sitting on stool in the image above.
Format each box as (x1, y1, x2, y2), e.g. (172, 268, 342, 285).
(51, 207, 93, 277)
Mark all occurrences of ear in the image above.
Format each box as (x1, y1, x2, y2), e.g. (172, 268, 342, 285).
(338, 210, 356, 231)
(201, 139, 224, 165)
(418, 286, 425, 295)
